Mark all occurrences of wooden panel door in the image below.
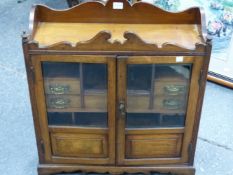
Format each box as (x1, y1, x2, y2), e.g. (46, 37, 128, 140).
(117, 56, 203, 165)
(32, 55, 116, 165)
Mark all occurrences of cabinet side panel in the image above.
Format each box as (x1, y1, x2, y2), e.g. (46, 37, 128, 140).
(22, 37, 45, 163)
(190, 42, 212, 165)
(180, 56, 204, 163)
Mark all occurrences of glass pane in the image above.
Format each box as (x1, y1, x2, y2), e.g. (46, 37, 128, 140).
(83, 64, 107, 90)
(48, 112, 107, 127)
(42, 62, 108, 127)
(127, 64, 152, 90)
(126, 64, 192, 128)
(126, 113, 185, 128)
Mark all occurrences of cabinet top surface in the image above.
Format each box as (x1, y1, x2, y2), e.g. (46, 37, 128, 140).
(34, 23, 203, 50)
(28, 0, 207, 50)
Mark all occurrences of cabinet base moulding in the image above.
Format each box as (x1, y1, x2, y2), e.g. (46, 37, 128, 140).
(38, 164, 195, 175)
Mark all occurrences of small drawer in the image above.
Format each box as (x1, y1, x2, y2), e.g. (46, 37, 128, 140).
(85, 90, 107, 109)
(154, 78, 188, 96)
(154, 96, 186, 111)
(126, 133, 183, 158)
(51, 132, 108, 158)
(44, 77, 80, 95)
(127, 94, 150, 110)
(46, 94, 81, 109)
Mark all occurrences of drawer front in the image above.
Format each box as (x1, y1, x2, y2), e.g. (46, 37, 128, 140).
(127, 95, 150, 110)
(46, 95, 81, 109)
(51, 133, 108, 158)
(155, 83, 187, 96)
(85, 93, 107, 109)
(154, 96, 186, 111)
(44, 78, 80, 95)
(126, 134, 182, 158)
(154, 78, 187, 96)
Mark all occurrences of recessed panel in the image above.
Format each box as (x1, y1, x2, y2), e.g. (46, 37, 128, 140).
(51, 133, 108, 158)
(126, 134, 183, 158)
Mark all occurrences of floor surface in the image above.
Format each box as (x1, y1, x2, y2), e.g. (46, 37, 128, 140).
(0, 0, 233, 175)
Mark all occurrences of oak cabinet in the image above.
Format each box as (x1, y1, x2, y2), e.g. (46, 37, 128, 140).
(22, 0, 211, 174)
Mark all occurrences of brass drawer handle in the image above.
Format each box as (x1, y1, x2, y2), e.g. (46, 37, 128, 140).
(49, 84, 70, 94)
(48, 98, 70, 109)
(163, 99, 182, 110)
(164, 85, 186, 95)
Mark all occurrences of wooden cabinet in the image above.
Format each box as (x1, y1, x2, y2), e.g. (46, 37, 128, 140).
(22, 0, 212, 174)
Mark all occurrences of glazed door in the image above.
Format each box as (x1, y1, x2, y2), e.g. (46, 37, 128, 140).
(117, 56, 203, 165)
(32, 55, 116, 165)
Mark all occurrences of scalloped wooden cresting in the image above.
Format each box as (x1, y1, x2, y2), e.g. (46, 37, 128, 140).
(30, 0, 206, 50)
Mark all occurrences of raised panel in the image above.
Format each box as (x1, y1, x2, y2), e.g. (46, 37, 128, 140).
(126, 134, 183, 158)
(51, 133, 108, 158)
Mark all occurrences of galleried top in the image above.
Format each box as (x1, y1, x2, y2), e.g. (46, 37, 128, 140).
(28, 0, 207, 51)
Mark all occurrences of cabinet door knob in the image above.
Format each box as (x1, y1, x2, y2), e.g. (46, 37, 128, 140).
(119, 100, 126, 117)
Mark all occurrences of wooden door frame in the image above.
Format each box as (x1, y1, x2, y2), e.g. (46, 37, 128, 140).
(32, 55, 116, 165)
(116, 56, 204, 165)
